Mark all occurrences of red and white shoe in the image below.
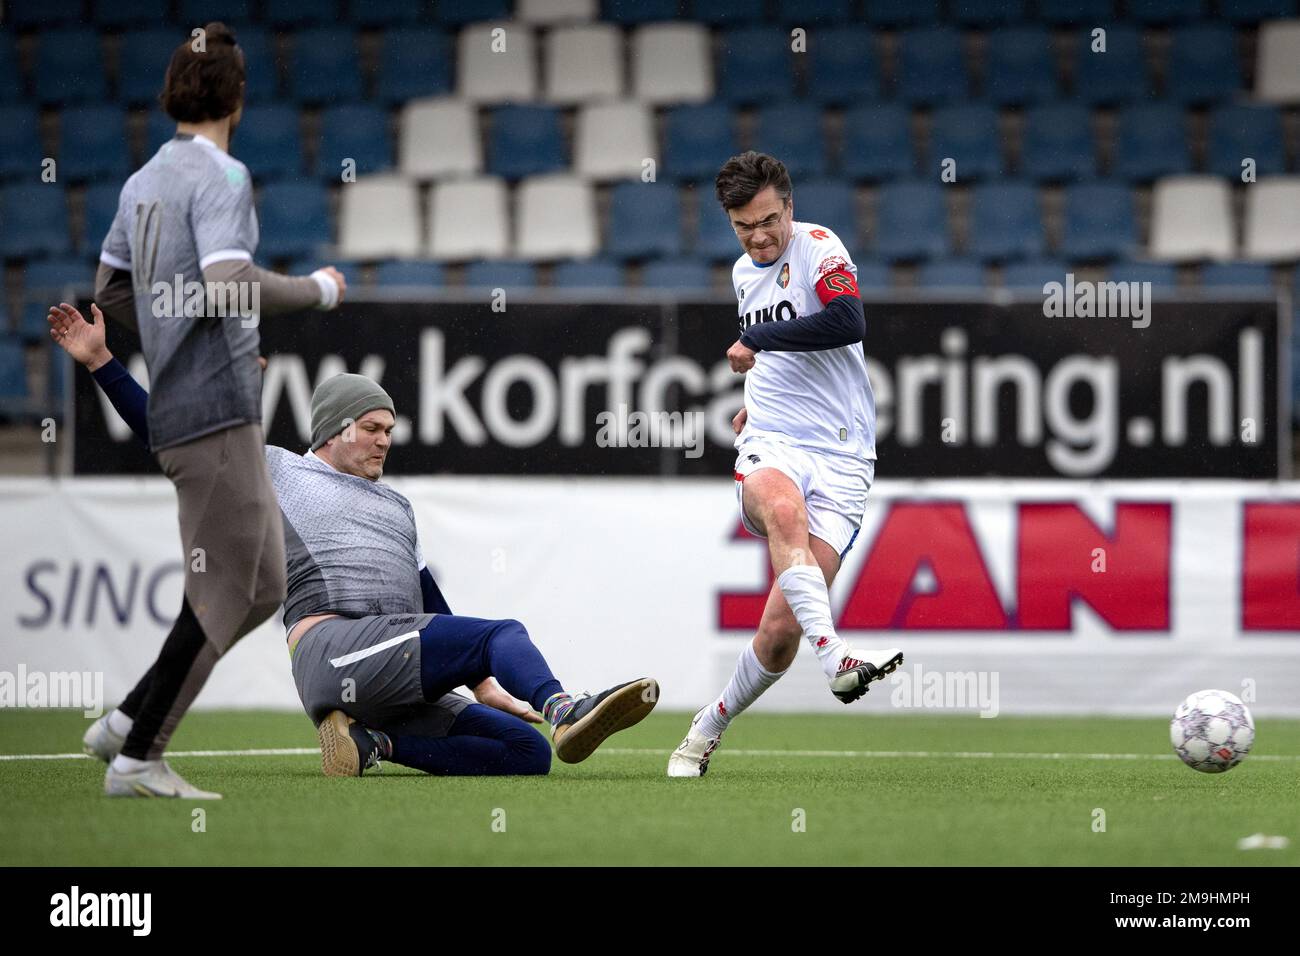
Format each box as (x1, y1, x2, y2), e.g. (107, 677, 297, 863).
(666, 708, 722, 778)
(829, 648, 903, 704)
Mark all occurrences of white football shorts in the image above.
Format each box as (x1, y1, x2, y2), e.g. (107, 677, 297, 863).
(733, 437, 875, 559)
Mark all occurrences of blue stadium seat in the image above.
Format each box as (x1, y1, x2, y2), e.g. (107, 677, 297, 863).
(21, 299, 56, 342)
(775, 0, 854, 23)
(317, 103, 393, 179)
(1108, 261, 1178, 288)
(663, 103, 738, 181)
(59, 107, 132, 182)
(793, 180, 858, 248)
(693, 203, 743, 262)
(1002, 258, 1068, 289)
(1167, 24, 1241, 104)
(984, 27, 1058, 106)
(929, 105, 1003, 181)
(0, 33, 23, 103)
(93, 0, 169, 25)
(1020, 103, 1095, 181)
(552, 259, 624, 288)
(179, 0, 252, 21)
(373, 260, 446, 288)
(688, 0, 765, 23)
(0, 184, 71, 258)
(1113, 103, 1189, 181)
(952, 0, 1026, 25)
(266, 0, 333, 26)
(853, 261, 892, 290)
(1039, 0, 1113, 22)
(23, 257, 94, 295)
(257, 181, 332, 260)
(145, 110, 178, 164)
(917, 259, 985, 288)
(0, 335, 28, 404)
(290, 29, 362, 104)
(377, 29, 453, 102)
(1207, 104, 1285, 180)
(718, 27, 795, 104)
(873, 181, 949, 262)
(7, 0, 82, 25)
(607, 182, 684, 261)
(1218, 0, 1297, 22)
(232, 105, 304, 179)
(118, 30, 185, 105)
(36, 30, 108, 105)
(350, 0, 425, 26)
(641, 259, 714, 290)
(1061, 181, 1136, 261)
(487, 106, 566, 180)
(1200, 262, 1274, 290)
(753, 104, 826, 179)
(863, 0, 939, 25)
(464, 260, 538, 289)
(288, 257, 361, 277)
(81, 183, 122, 255)
(602, 0, 680, 23)
(1126, 0, 1207, 23)
(234, 27, 279, 103)
(840, 103, 915, 182)
(0, 107, 42, 180)
(897, 26, 967, 106)
(1072, 25, 1146, 104)
(968, 181, 1044, 262)
(438, 0, 511, 23)
(806, 27, 879, 105)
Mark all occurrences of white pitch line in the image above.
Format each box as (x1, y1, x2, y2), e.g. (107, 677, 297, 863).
(1, 746, 1297, 763)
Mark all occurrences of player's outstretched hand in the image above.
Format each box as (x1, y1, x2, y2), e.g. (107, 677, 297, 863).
(473, 677, 544, 724)
(48, 302, 112, 372)
(310, 265, 347, 310)
(727, 339, 756, 373)
(732, 406, 748, 435)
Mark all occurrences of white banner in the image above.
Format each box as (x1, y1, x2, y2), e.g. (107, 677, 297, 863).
(4, 477, 1300, 717)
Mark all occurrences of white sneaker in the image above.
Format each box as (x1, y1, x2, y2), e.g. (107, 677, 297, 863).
(104, 760, 222, 799)
(830, 647, 903, 704)
(667, 709, 722, 778)
(82, 714, 126, 763)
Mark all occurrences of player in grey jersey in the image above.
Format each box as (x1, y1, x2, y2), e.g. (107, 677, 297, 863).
(72, 23, 346, 798)
(52, 304, 660, 780)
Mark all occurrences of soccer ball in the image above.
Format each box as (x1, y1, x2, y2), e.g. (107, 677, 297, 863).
(1170, 689, 1254, 773)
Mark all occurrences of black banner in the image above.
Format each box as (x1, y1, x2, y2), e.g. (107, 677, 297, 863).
(73, 295, 1285, 478)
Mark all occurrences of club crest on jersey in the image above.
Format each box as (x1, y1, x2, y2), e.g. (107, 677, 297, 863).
(777, 262, 790, 288)
(816, 255, 849, 279)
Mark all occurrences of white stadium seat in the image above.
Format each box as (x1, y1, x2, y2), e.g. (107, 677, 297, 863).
(1243, 176, 1300, 261)
(518, 0, 598, 25)
(1255, 20, 1300, 103)
(545, 23, 624, 104)
(632, 23, 713, 104)
(458, 21, 538, 103)
(1149, 176, 1236, 262)
(337, 175, 422, 260)
(574, 101, 657, 180)
(427, 176, 510, 260)
(398, 97, 482, 180)
(514, 174, 598, 259)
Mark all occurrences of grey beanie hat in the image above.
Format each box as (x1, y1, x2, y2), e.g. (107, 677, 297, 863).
(310, 374, 395, 450)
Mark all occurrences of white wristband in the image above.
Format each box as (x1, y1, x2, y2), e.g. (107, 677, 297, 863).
(310, 270, 339, 310)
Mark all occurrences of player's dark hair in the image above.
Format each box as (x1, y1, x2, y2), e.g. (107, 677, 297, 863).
(715, 151, 793, 211)
(160, 22, 245, 123)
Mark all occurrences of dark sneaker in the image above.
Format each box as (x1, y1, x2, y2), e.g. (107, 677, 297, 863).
(552, 678, 659, 764)
(318, 710, 386, 777)
(830, 648, 903, 704)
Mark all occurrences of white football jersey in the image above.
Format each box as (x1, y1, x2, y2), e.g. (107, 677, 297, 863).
(732, 221, 877, 462)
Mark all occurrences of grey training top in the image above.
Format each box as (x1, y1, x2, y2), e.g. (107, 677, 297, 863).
(100, 133, 262, 451)
(265, 446, 425, 631)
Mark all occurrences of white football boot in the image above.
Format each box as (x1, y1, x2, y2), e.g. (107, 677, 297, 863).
(82, 713, 127, 763)
(830, 648, 904, 704)
(104, 760, 222, 799)
(666, 708, 722, 778)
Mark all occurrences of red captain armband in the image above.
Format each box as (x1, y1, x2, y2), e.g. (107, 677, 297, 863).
(813, 254, 859, 306)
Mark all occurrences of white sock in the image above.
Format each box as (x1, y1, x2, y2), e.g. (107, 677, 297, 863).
(107, 708, 133, 736)
(698, 642, 785, 739)
(111, 755, 156, 774)
(777, 563, 849, 680)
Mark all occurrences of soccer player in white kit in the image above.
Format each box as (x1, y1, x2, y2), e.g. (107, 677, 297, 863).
(668, 152, 902, 777)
